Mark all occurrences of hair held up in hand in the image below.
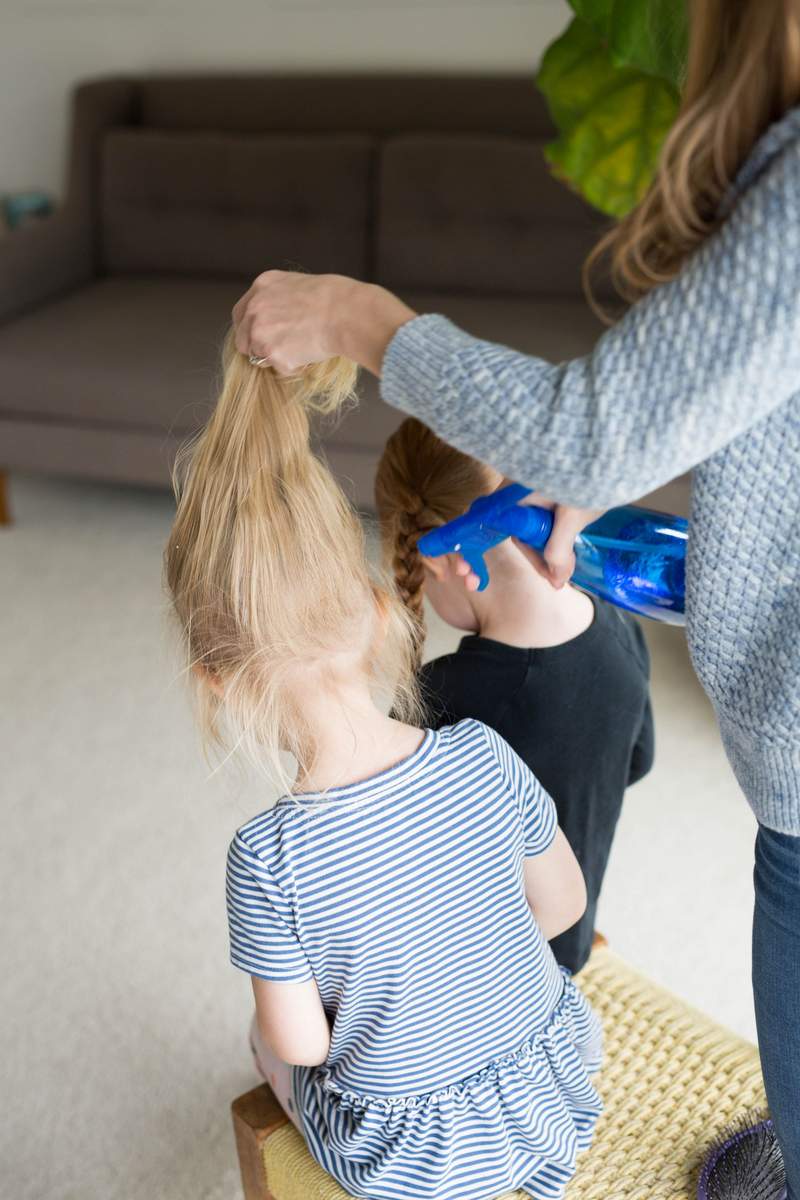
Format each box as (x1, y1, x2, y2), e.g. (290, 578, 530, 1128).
(165, 335, 418, 790)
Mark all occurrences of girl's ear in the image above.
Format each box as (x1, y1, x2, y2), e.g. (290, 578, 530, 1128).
(420, 554, 448, 582)
(192, 662, 224, 698)
(369, 585, 397, 654)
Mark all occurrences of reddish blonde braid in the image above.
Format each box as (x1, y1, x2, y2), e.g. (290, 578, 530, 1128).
(375, 419, 501, 667)
(390, 498, 432, 665)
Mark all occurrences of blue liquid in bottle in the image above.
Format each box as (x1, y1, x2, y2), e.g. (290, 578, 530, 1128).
(507, 504, 688, 624)
(575, 508, 687, 624)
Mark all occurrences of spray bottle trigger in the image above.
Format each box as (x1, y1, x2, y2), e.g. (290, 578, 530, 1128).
(462, 550, 490, 592)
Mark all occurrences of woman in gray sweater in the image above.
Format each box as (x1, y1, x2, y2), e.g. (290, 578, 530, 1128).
(233, 0, 800, 1191)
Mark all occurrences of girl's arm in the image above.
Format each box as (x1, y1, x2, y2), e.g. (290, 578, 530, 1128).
(523, 826, 587, 941)
(251, 976, 331, 1067)
(227, 834, 329, 1066)
(380, 134, 800, 510)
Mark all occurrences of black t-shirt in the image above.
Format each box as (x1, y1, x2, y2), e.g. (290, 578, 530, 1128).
(418, 597, 654, 973)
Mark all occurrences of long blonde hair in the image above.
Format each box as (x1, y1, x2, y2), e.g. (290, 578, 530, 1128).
(588, 0, 800, 309)
(374, 418, 502, 665)
(165, 336, 419, 791)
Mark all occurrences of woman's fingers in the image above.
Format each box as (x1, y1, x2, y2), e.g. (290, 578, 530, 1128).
(541, 512, 580, 588)
(541, 505, 603, 588)
(234, 312, 254, 357)
(513, 501, 604, 588)
(230, 270, 343, 367)
(232, 283, 260, 354)
(231, 285, 253, 331)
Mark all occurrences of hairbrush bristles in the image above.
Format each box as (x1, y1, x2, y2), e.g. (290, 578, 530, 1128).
(697, 1112, 786, 1200)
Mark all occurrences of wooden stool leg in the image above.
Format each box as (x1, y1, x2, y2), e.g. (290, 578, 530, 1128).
(231, 1083, 290, 1200)
(0, 472, 10, 526)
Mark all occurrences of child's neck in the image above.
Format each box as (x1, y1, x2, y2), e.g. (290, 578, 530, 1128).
(471, 559, 594, 650)
(292, 679, 423, 796)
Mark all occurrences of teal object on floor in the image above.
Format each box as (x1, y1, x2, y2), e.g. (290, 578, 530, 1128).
(417, 482, 688, 625)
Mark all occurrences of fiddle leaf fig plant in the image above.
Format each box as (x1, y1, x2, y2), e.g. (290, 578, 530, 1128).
(537, 0, 688, 217)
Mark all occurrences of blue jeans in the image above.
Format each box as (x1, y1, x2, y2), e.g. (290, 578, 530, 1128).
(753, 824, 800, 1200)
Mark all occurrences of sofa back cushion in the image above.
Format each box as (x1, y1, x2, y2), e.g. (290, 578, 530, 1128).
(135, 75, 552, 138)
(100, 130, 373, 278)
(376, 135, 604, 296)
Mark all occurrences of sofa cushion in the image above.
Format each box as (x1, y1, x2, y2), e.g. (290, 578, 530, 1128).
(0, 277, 241, 431)
(101, 131, 374, 278)
(376, 135, 606, 297)
(137, 75, 554, 138)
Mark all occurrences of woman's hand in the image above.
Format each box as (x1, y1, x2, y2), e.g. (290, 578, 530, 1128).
(516, 500, 604, 589)
(232, 270, 417, 376)
(454, 494, 603, 591)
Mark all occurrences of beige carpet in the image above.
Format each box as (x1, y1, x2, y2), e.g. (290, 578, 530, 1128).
(1, 474, 758, 1200)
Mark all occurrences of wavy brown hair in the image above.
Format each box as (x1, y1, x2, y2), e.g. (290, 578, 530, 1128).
(165, 337, 419, 791)
(374, 418, 502, 665)
(587, 0, 800, 312)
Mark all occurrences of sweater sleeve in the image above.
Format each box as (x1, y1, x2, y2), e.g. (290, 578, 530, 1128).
(381, 139, 800, 509)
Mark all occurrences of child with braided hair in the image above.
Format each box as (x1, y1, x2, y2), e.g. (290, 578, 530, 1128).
(376, 417, 654, 972)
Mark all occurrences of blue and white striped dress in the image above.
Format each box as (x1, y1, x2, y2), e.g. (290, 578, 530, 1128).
(227, 718, 603, 1200)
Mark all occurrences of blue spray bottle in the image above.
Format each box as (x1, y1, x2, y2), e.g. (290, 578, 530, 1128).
(417, 483, 688, 625)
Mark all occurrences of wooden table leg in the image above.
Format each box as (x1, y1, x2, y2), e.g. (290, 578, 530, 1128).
(231, 1083, 290, 1200)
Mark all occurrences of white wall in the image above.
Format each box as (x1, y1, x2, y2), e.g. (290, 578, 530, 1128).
(1, 0, 569, 201)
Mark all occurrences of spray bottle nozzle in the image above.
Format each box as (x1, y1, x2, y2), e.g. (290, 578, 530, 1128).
(417, 483, 545, 592)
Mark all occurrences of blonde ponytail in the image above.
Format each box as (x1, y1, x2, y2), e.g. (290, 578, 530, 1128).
(165, 334, 419, 791)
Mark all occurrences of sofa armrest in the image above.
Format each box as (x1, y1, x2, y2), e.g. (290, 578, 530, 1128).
(0, 207, 92, 324)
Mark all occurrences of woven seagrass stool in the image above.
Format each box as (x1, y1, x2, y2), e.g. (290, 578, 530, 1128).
(231, 945, 767, 1200)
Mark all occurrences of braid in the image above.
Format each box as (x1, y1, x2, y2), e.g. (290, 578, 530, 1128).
(375, 418, 501, 674)
(392, 503, 429, 668)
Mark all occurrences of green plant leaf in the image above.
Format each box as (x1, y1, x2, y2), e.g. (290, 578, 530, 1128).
(566, 0, 614, 40)
(538, 17, 607, 132)
(537, 16, 679, 217)
(567, 0, 687, 86)
(608, 0, 687, 87)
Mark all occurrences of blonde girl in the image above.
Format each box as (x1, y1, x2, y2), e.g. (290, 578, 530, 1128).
(166, 341, 603, 1200)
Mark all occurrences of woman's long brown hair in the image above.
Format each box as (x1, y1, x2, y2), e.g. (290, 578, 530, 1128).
(587, 0, 800, 312)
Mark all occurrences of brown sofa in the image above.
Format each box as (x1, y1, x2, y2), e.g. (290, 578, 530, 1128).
(0, 74, 608, 509)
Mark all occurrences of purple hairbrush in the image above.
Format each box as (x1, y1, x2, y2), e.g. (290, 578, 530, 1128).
(698, 1114, 786, 1200)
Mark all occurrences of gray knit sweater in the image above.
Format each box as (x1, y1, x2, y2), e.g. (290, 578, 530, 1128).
(381, 108, 800, 835)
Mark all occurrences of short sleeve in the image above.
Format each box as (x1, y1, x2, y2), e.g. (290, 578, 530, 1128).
(226, 832, 312, 983)
(482, 723, 558, 857)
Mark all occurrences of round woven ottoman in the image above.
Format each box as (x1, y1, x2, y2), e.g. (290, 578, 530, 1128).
(231, 945, 767, 1200)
